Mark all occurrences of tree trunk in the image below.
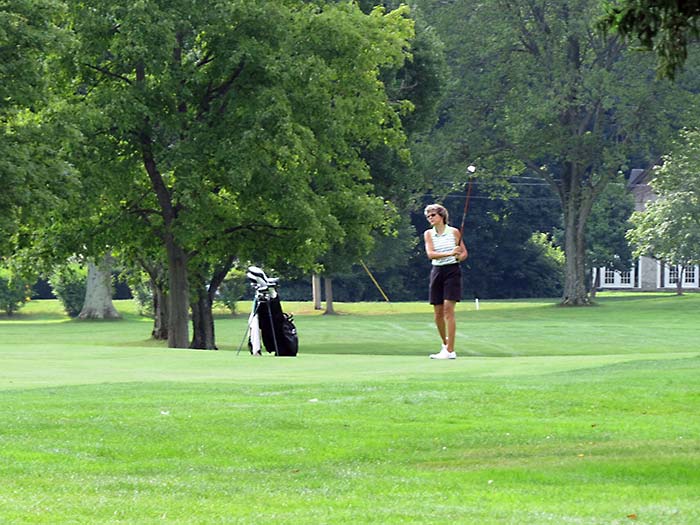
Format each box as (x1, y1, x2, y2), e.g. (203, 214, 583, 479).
(562, 215, 590, 305)
(78, 255, 121, 319)
(189, 258, 234, 350)
(590, 267, 600, 300)
(323, 277, 336, 315)
(676, 266, 684, 296)
(151, 279, 169, 340)
(139, 115, 189, 348)
(165, 234, 190, 348)
(190, 289, 217, 349)
(138, 260, 168, 340)
(312, 273, 322, 310)
(560, 167, 594, 306)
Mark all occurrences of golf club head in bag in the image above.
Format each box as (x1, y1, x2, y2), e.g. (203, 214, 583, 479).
(246, 266, 279, 290)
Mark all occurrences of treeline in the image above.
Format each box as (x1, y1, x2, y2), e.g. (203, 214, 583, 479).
(3, 0, 700, 349)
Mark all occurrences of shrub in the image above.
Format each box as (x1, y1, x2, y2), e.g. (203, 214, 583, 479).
(523, 232, 565, 297)
(129, 278, 154, 318)
(0, 267, 31, 316)
(49, 264, 88, 317)
(217, 269, 248, 315)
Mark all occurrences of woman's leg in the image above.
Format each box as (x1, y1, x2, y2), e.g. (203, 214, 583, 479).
(433, 304, 447, 346)
(443, 300, 456, 352)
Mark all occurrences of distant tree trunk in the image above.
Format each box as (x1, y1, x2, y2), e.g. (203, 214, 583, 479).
(190, 289, 216, 349)
(140, 107, 189, 348)
(151, 279, 168, 340)
(560, 164, 596, 306)
(312, 273, 322, 310)
(562, 228, 590, 305)
(165, 237, 190, 348)
(323, 277, 336, 315)
(590, 267, 600, 300)
(138, 260, 168, 340)
(660, 261, 666, 288)
(78, 255, 121, 320)
(189, 257, 234, 350)
(676, 266, 684, 296)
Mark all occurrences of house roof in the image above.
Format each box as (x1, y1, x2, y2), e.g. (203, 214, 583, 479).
(628, 168, 651, 188)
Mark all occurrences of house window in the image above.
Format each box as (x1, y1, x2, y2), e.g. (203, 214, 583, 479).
(669, 266, 679, 284)
(604, 268, 615, 284)
(685, 265, 696, 284)
(598, 266, 637, 288)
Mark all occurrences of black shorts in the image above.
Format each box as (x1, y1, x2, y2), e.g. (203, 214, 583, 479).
(429, 264, 462, 305)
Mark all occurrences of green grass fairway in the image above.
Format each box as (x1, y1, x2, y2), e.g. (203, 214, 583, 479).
(1, 294, 699, 524)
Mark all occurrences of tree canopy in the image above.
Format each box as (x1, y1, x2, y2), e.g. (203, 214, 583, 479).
(600, 0, 700, 78)
(0, 0, 73, 262)
(415, 0, 694, 305)
(62, 0, 415, 347)
(627, 128, 700, 274)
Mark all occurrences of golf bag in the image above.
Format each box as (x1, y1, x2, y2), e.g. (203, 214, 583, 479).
(243, 266, 298, 357)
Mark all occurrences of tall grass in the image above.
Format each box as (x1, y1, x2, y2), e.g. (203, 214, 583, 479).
(1, 293, 699, 524)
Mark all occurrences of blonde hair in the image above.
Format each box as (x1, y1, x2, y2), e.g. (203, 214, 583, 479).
(424, 204, 449, 225)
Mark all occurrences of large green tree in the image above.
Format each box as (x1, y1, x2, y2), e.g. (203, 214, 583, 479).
(416, 0, 691, 305)
(627, 128, 700, 294)
(1, 0, 73, 262)
(64, 1, 414, 347)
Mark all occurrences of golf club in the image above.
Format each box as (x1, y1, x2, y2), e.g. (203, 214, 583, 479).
(458, 164, 476, 241)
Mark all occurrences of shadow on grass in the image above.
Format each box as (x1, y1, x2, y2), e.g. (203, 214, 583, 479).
(0, 310, 152, 324)
(0, 311, 70, 322)
(594, 292, 682, 303)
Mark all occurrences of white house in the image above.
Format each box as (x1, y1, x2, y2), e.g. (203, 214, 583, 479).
(595, 168, 700, 291)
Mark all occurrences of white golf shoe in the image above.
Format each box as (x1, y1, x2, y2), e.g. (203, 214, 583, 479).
(429, 347, 456, 359)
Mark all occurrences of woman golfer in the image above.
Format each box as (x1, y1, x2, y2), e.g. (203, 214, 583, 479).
(423, 204, 467, 359)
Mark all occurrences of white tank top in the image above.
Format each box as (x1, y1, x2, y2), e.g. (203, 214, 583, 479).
(431, 227, 458, 266)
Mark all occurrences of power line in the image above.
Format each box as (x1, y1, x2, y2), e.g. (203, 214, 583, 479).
(433, 179, 640, 187)
(418, 194, 561, 202)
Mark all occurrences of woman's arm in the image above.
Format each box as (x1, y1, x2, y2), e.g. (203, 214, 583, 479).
(453, 227, 468, 262)
(424, 229, 462, 260)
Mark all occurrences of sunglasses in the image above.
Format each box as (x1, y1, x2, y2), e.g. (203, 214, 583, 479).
(426, 213, 438, 218)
